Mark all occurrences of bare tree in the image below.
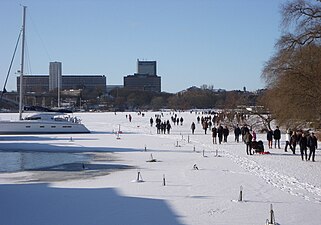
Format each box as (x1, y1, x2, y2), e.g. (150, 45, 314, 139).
(278, 0, 321, 49)
(261, 0, 321, 129)
(262, 44, 321, 129)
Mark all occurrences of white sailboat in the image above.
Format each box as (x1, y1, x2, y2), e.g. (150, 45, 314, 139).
(0, 6, 90, 134)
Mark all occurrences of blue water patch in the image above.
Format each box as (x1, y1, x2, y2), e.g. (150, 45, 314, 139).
(0, 151, 91, 172)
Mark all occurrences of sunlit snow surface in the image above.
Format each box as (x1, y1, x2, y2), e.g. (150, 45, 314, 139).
(0, 112, 320, 225)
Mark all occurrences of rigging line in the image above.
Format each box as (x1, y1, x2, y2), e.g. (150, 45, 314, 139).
(28, 12, 52, 61)
(1, 29, 22, 100)
(25, 39, 33, 77)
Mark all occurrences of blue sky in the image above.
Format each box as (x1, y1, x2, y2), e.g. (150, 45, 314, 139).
(0, 0, 286, 93)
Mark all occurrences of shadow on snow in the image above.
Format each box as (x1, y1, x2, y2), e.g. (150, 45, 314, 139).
(0, 183, 184, 225)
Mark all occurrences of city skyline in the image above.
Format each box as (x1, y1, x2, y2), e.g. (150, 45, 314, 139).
(0, 0, 285, 93)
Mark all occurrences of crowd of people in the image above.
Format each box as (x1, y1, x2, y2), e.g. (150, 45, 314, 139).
(195, 115, 318, 162)
(283, 129, 318, 161)
(144, 112, 318, 162)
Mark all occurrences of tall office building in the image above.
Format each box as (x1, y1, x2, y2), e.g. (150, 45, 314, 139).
(49, 61, 62, 91)
(124, 59, 161, 92)
(137, 59, 157, 75)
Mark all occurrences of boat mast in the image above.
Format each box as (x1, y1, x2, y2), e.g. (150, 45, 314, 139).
(58, 72, 60, 108)
(19, 6, 27, 120)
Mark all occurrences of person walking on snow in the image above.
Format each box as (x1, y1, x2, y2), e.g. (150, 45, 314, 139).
(212, 126, 217, 144)
(299, 133, 308, 161)
(166, 121, 172, 134)
(191, 122, 196, 134)
(284, 129, 292, 152)
(180, 117, 184, 125)
(291, 131, 298, 154)
(217, 125, 223, 144)
(307, 132, 318, 162)
(223, 125, 229, 143)
(274, 126, 281, 149)
(234, 124, 241, 142)
(244, 131, 253, 155)
(202, 120, 208, 134)
(267, 128, 273, 149)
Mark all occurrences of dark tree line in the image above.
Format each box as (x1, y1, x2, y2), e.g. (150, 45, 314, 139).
(108, 87, 260, 111)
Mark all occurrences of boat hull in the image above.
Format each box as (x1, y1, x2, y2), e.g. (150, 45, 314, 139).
(0, 120, 90, 134)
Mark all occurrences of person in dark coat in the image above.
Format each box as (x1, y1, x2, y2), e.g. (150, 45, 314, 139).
(291, 131, 298, 154)
(150, 117, 154, 127)
(180, 117, 184, 125)
(307, 132, 318, 162)
(299, 133, 308, 161)
(202, 120, 208, 134)
(267, 128, 273, 149)
(244, 131, 253, 155)
(156, 122, 161, 134)
(208, 120, 212, 130)
(166, 121, 172, 134)
(223, 125, 229, 143)
(217, 125, 223, 144)
(160, 122, 165, 134)
(273, 126, 281, 149)
(212, 126, 217, 144)
(234, 124, 241, 143)
(191, 122, 196, 134)
(241, 125, 249, 143)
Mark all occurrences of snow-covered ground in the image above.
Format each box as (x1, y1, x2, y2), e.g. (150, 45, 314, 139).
(0, 111, 320, 225)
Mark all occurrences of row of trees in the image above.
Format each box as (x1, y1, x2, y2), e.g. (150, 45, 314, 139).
(261, 0, 321, 130)
(0, 84, 261, 112)
(107, 87, 260, 111)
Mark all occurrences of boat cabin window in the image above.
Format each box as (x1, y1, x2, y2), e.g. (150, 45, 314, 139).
(25, 117, 41, 120)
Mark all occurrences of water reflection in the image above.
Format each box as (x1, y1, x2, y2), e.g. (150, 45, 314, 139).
(0, 151, 91, 172)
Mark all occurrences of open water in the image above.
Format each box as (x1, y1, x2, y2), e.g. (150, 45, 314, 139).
(0, 151, 91, 172)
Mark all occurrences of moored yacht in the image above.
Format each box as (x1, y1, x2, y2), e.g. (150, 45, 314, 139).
(0, 6, 90, 135)
(0, 112, 90, 134)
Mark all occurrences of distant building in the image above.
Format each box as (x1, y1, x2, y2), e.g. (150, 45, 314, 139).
(49, 62, 62, 91)
(124, 59, 161, 92)
(106, 85, 124, 93)
(16, 61, 106, 94)
(17, 75, 49, 93)
(137, 59, 157, 75)
(17, 75, 106, 93)
(124, 74, 161, 92)
(62, 75, 106, 92)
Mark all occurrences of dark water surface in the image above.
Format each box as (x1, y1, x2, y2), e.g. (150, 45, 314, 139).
(0, 151, 91, 172)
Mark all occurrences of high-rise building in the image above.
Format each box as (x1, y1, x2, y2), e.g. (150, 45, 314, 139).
(137, 59, 157, 75)
(49, 61, 62, 91)
(124, 59, 161, 92)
